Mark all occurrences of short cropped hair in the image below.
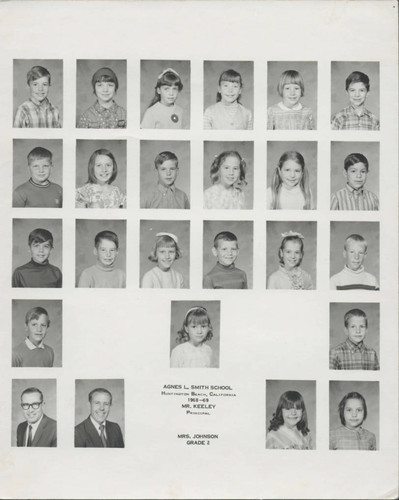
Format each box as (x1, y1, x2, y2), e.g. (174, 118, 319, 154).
(21, 387, 44, 402)
(88, 388, 113, 404)
(338, 391, 367, 425)
(154, 151, 178, 169)
(27, 66, 51, 85)
(345, 71, 370, 92)
(25, 306, 50, 327)
(344, 308, 368, 328)
(94, 230, 119, 250)
(344, 153, 369, 172)
(27, 147, 53, 165)
(87, 149, 118, 185)
(344, 234, 367, 251)
(277, 70, 305, 97)
(28, 228, 54, 248)
(213, 231, 238, 249)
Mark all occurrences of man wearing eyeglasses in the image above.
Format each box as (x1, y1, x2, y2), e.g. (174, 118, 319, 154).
(17, 387, 57, 447)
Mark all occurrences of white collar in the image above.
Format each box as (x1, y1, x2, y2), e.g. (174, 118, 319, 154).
(278, 101, 303, 111)
(90, 416, 107, 433)
(25, 337, 44, 350)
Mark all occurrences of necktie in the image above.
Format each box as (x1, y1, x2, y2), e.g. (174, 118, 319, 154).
(99, 424, 107, 447)
(27, 425, 32, 447)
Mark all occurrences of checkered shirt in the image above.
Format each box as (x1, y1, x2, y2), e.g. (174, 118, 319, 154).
(329, 338, 379, 370)
(331, 105, 379, 130)
(330, 425, 377, 450)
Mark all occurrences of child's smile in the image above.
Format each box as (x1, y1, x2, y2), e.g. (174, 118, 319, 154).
(94, 155, 114, 185)
(281, 241, 302, 270)
(30, 241, 52, 264)
(29, 158, 52, 185)
(185, 321, 209, 346)
(344, 162, 367, 191)
(280, 159, 303, 189)
(95, 239, 118, 267)
(29, 76, 50, 103)
(347, 82, 368, 109)
(220, 156, 240, 188)
(344, 241, 366, 271)
(344, 399, 364, 429)
(26, 314, 48, 346)
(282, 83, 302, 108)
(218, 80, 241, 105)
(157, 85, 179, 106)
(156, 246, 176, 271)
(282, 406, 302, 429)
(213, 240, 239, 267)
(345, 316, 367, 344)
(95, 81, 116, 105)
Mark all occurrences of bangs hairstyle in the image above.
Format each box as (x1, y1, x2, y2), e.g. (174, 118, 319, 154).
(268, 390, 310, 435)
(210, 151, 247, 186)
(27, 66, 51, 85)
(154, 151, 178, 169)
(25, 306, 50, 326)
(278, 235, 304, 266)
(28, 228, 54, 248)
(148, 234, 182, 262)
(213, 231, 238, 249)
(216, 69, 243, 102)
(344, 153, 369, 172)
(344, 233, 367, 251)
(345, 71, 370, 92)
(148, 70, 183, 108)
(94, 230, 119, 249)
(88, 387, 112, 404)
(91, 68, 119, 92)
(277, 70, 305, 97)
(87, 149, 118, 184)
(338, 391, 367, 426)
(21, 387, 44, 402)
(344, 308, 368, 328)
(27, 147, 53, 164)
(176, 307, 213, 344)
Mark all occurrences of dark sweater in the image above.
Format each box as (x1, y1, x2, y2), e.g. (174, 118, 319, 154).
(12, 259, 62, 288)
(203, 262, 248, 289)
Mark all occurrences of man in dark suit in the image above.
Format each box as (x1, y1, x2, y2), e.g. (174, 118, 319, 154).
(74, 387, 124, 447)
(17, 387, 57, 447)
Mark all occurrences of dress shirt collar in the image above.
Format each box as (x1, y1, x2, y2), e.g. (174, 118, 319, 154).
(278, 101, 303, 111)
(90, 416, 107, 435)
(348, 104, 371, 117)
(25, 337, 44, 350)
(157, 182, 176, 194)
(25, 414, 44, 444)
(29, 97, 50, 108)
(94, 100, 117, 113)
(345, 338, 364, 352)
(345, 183, 364, 196)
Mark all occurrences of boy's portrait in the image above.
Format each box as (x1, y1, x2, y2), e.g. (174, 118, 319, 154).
(330, 221, 379, 291)
(331, 61, 380, 130)
(140, 140, 190, 209)
(330, 141, 379, 211)
(203, 220, 253, 289)
(12, 218, 62, 288)
(13, 59, 63, 128)
(75, 219, 126, 288)
(329, 302, 380, 370)
(12, 299, 62, 368)
(13, 139, 63, 208)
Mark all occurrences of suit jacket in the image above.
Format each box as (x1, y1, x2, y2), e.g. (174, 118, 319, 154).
(74, 416, 124, 448)
(17, 414, 57, 447)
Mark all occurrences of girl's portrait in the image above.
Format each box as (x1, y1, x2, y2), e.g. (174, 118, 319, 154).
(203, 141, 253, 210)
(329, 381, 379, 450)
(266, 380, 316, 450)
(140, 60, 190, 129)
(170, 301, 220, 368)
(267, 141, 317, 210)
(267, 61, 317, 130)
(266, 221, 316, 290)
(76, 60, 127, 129)
(203, 61, 253, 130)
(140, 220, 190, 289)
(75, 140, 126, 209)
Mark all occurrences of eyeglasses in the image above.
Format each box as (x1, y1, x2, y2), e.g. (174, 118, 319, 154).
(21, 402, 42, 410)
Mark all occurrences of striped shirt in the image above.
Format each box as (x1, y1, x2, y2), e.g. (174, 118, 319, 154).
(330, 185, 379, 211)
(331, 105, 379, 130)
(330, 266, 379, 291)
(14, 98, 61, 128)
(330, 425, 376, 450)
(329, 338, 379, 370)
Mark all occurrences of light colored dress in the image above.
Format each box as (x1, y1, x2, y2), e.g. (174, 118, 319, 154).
(141, 266, 184, 289)
(141, 102, 186, 129)
(204, 184, 246, 209)
(203, 101, 253, 130)
(266, 185, 314, 210)
(75, 184, 126, 208)
(267, 102, 314, 130)
(267, 266, 313, 290)
(266, 426, 312, 449)
(170, 342, 213, 368)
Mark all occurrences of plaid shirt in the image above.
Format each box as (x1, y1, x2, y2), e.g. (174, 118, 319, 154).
(78, 100, 127, 128)
(329, 338, 379, 370)
(330, 425, 377, 450)
(331, 105, 379, 130)
(14, 98, 61, 128)
(331, 184, 379, 211)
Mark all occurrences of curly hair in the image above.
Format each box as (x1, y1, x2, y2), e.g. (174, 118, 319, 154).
(176, 306, 213, 345)
(268, 390, 310, 436)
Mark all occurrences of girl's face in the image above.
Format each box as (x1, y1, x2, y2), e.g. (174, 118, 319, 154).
(94, 154, 114, 185)
(282, 405, 303, 430)
(279, 159, 303, 189)
(282, 83, 302, 108)
(95, 81, 116, 104)
(280, 240, 302, 270)
(219, 156, 241, 188)
(218, 80, 241, 105)
(343, 398, 365, 430)
(156, 245, 176, 271)
(157, 84, 179, 106)
(185, 319, 209, 346)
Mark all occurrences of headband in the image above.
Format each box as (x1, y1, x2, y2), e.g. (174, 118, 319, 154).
(156, 232, 178, 244)
(184, 306, 208, 322)
(157, 67, 180, 80)
(281, 231, 304, 239)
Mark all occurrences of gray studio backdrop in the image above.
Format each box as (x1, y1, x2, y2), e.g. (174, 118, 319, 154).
(331, 61, 380, 120)
(267, 141, 317, 208)
(170, 300, 220, 368)
(266, 379, 317, 447)
(11, 378, 57, 446)
(330, 221, 379, 281)
(13, 138, 63, 192)
(267, 61, 318, 128)
(203, 60, 254, 115)
(203, 220, 253, 289)
(75, 219, 127, 286)
(329, 302, 380, 362)
(140, 219, 190, 288)
(266, 220, 317, 288)
(13, 218, 63, 272)
(203, 141, 254, 209)
(329, 380, 379, 447)
(330, 141, 379, 198)
(140, 140, 190, 208)
(140, 60, 191, 125)
(12, 299, 63, 367)
(76, 59, 127, 126)
(13, 59, 63, 124)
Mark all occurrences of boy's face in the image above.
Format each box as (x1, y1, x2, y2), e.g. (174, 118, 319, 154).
(28, 158, 52, 185)
(218, 80, 241, 105)
(212, 239, 239, 267)
(343, 240, 367, 271)
(347, 82, 368, 108)
(282, 83, 302, 108)
(157, 85, 179, 106)
(94, 238, 118, 267)
(157, 160, 178, 187)
(28, 76, 50, 103)
(89, 391, 111, 424)
(344, 162, 368, 191)
(95, 81, 116, 104)
(21, 391, 44, 424)
(343, 398, 365, 430)
(345, 316, 367, 344)
(29, 240, 52, 264)
(25, 313, 49, 346)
